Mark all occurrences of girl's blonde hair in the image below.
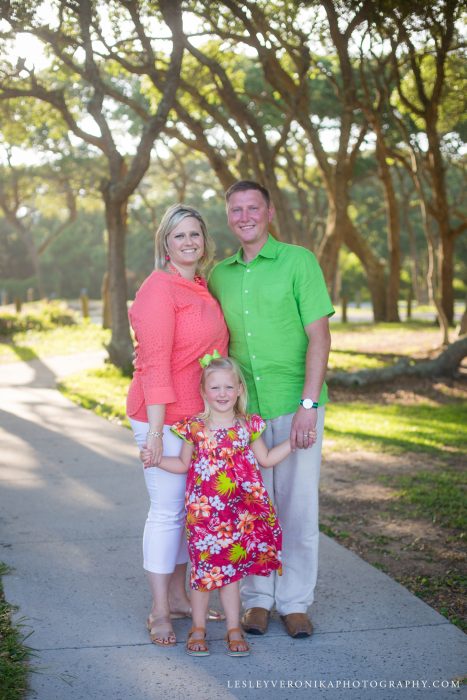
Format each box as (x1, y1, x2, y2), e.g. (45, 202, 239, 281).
(154, 203, 215, 273)
(199, 356, 248, 419)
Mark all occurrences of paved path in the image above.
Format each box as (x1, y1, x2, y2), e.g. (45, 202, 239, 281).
(0, 353, 465, 700)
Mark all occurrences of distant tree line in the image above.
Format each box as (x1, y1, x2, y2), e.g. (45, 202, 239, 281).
(0, 0, 465, 367)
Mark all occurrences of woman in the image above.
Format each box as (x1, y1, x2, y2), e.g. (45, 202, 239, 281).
(126, 204, 229, 647)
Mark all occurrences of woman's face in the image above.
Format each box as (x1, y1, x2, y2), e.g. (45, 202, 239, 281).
(166, 217, 205, 268)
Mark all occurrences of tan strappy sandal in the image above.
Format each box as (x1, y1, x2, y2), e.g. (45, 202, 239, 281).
(225, 627, 250, 657)
(146, 615, 176, 647)
(186, 626, 210, 656)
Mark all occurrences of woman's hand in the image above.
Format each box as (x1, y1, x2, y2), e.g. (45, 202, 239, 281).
(145, 432, 164, 466)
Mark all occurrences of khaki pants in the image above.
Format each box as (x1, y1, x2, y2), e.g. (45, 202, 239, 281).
(240, 408, 325, 615)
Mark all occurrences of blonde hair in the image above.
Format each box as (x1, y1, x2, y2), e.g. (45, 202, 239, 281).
(154, 203, 215, 273)
(199, 357, 248, 419)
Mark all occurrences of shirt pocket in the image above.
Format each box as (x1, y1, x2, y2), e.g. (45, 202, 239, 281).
(256, 282, 296, 320)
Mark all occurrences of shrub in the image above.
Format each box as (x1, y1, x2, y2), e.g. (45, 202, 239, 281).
(0, 302, 77, 336)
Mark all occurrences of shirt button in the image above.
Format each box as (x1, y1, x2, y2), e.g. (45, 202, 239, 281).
(256, 376, 260, 380)
(247, 332, 252, 336)
(252, 355, 256, 359)
(245, 310, 249, 314)
(247, 269, 251, 273)
(245, 290, 249, 293)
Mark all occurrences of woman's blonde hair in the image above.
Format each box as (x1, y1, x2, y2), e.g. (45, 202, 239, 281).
(199, 356, 248, 420)
(154, 203, 215, 273)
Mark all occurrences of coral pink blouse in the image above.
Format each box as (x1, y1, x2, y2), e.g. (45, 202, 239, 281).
(126, 271, 228, 424)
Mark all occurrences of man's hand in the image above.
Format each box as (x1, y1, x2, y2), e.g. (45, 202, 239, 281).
(290, 406, 318, 450)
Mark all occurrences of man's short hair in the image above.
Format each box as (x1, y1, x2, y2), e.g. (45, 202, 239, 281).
(225, 180, 271, 207)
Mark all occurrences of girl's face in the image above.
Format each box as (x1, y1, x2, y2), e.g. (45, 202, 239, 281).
(166, 217, 204, 268)
(203, 369, 242, 415)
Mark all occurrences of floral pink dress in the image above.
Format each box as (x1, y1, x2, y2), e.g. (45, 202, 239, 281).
(171, 414, 282, 591)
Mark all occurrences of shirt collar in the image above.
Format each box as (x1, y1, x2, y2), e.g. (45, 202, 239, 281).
(227, 234, 280, 265)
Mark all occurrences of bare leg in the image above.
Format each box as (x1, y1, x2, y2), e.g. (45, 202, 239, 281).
(220, 582, 249, 652)
(187, 589, 210, 651)
(146, 571, 176, 645)
(168, 563, 191, 614)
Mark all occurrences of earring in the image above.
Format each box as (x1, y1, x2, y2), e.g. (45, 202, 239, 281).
(165, 253, 170, 261)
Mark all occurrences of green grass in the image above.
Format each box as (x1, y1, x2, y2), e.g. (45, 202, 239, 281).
(328, 349, 393, 371)
(0, 321, 110, 363)
(58, 365, 131, 427)
(325, 401, 467, 456)
(380, 469, 466, 529)
(397, 572, 467, 632)
(0, 563, 33, 700)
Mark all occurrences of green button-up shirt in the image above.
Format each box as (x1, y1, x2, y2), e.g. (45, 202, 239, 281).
(209, 235, 335, 419)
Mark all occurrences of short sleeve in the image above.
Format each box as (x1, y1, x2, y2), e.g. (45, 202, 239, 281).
(293, 249, 335, 327)
(247, 414, 266, 442)
(171, 418, 194, 444)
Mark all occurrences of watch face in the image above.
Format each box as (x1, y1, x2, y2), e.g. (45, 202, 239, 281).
(301, 398, 313, 409)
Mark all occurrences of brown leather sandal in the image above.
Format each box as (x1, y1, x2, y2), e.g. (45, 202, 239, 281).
(186, 626, 210, 656)
(146, 615, 176, 647)
(225, 627, 250, 657)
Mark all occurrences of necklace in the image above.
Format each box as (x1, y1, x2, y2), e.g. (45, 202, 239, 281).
(168, 263, 203, 285)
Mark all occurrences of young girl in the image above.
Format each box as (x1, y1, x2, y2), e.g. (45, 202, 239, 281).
(142, 354, 306, 657)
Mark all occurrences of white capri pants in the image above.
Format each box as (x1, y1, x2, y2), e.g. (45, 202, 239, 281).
(129, 419, 189, 574)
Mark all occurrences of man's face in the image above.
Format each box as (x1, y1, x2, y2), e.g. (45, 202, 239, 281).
(226, 189, 274, 248)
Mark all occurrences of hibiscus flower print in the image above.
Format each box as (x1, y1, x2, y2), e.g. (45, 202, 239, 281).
(215, 521, 234, 547)
(189, 495, 211, 518)
(237, 511, 256, 535)
(249, 482, 266, 500)
(179, 414, 282, 590)
(200, 566, 224, 589)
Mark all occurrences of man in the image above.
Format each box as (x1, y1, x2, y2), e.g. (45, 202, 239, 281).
(209, 180, 334, 639)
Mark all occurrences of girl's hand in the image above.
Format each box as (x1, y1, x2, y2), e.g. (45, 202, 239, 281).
(140, 446, 153, 468)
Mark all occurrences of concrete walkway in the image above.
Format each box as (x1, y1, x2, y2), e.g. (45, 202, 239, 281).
(0, 353, 465, 700)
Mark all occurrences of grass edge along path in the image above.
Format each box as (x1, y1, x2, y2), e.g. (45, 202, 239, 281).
(0, 563, 33, 700)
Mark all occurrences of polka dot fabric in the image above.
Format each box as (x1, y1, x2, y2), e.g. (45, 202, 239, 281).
(127, 271, 229, 424)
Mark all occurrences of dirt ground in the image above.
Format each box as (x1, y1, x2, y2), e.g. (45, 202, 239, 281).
(319, 376, 466, 631)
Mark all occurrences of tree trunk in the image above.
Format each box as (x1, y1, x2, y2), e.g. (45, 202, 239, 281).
(426, 120, 455, 324)
(318, 196, 344, 293)
(375, 138, 400, 321)
(102, 186, 133, 371)
(328, 335, 467, 387)
(344, 217, 387, 321)
(417, 192, 450, 346)
(402, 191, 424, 304)
(458, 298, 467, 337)
(101, 271, 112, 330)
(440, 232, 455, 326)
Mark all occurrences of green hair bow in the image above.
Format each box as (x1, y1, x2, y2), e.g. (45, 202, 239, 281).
(199, 349, 222, 368)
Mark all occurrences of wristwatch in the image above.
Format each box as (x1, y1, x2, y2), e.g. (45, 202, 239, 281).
(300, 398, 319, 409)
